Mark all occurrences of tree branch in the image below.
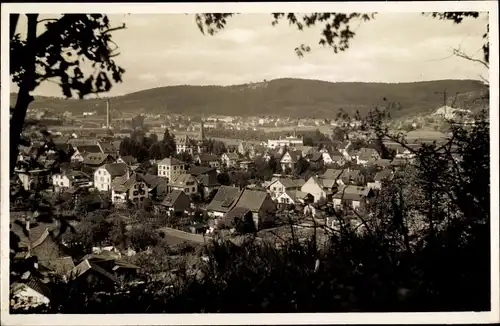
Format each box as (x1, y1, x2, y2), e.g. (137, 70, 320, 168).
(37, 18, 59, 24)
(453, 48, 489, 69)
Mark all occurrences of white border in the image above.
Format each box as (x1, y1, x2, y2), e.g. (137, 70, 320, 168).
(1, 2, 499, 325)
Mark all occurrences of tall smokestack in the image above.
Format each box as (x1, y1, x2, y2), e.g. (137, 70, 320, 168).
(106, 99, 110, 129)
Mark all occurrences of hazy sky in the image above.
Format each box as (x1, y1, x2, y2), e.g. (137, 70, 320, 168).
(12, 12, 489, 97)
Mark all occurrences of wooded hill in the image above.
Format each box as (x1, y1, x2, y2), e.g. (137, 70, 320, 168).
(12, 78, 488, 119)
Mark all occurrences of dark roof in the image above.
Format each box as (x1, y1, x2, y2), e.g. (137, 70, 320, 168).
(76, 145, 102, 154)
(98, 141, 115, 153)
(170, 174, 197, 186)
(188, 166, 215, 176)
(374, 169, 393, 182)
(235, 189, 273, 213)
(197, 173, 220, 187)
(308, 151, 323, 162)
(68, 259, 118, 283)
(112, 173, 145, 192)
(198, 153, 220, 162)
(24, 276, 52, 299)
(373, 159, 392, 167)
(104, 163, 128, 177)
(39, 256, 75, 277)
(224, 206, 252, 221)
(120, 155, 137, 165)
(83, 153, 113, 166)
(333, 185, 371, 201)
(357, 148, 378, 161)
(269, 177, 300, 189)
(161, 190, 188, 207)
(206, 186, 242, 213)
(141, 173, 166, 189)
(281, 150, 300, 162)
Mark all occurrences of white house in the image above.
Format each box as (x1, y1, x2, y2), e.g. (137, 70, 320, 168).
(267, 135, 304, 149)
(301, 176, 327, 204)
(276, 190, 311, 206)
(332, 185, 373, 211)
(280, 150, 300, 172)
(52, 171, 92, 192)
(111, 173, 148, 205)
(266, 177, 302, 200)
(169, 174, 198, 195)
(367, 169, 394, 190)
(221, 152, 241, 168)
(157, 157, 186, 183)
(94, 163, 128, 192)
(356, 148, 381, 165)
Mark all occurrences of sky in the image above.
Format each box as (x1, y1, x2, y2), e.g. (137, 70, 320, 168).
(11, 12, 489, 97)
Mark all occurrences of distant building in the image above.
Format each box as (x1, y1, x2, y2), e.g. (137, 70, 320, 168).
(94, 163, 128, 192)
(157, 157, 186, 183)
(52, 170, 92, 192)
(267, 134, 304, 149)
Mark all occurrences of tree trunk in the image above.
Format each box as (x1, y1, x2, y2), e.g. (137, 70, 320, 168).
(10, 14, 20, 39)
(10, 14, 38, 176)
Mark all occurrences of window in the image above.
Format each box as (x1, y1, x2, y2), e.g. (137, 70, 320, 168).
(140, 197, 144, 201)
(192, 187, 195, 192)
(134, 184, 138, 189)
(174, 166, 176, 170)
(133, 191, 138, 196)
(100, 177, 104, 182)
(166, 166, 169, 170)
(185, 188, 189, 193)
(60, 182, 64, 186)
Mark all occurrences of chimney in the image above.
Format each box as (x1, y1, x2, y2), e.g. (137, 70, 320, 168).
(106, 99, 110, 129)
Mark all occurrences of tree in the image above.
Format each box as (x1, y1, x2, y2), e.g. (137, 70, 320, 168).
(10, 14, 125, 176)
(162, 128, 176, 158)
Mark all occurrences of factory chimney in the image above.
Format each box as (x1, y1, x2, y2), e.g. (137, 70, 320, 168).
(106, 99, 110, 129)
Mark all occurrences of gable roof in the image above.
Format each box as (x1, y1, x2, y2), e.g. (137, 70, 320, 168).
(197, 173, 220, 187)
(141, 173, 166, 189)
(119, 155, 137, 165)
(224, 152, 240, 160)
(15, 276, 52, 300)
(235, 189, 273, 213)
(198, 153, 220, 162)
(83, 152, 113, 166)
(206, 186, 242, 213)
(357, 148, 379, 161)
(112, 173, 145, 192)
(161, 189, 188, 207)
(103, 163, 128, 177)
(374, 169, 393, 182)
(281, 150, 300, 162)
(308, 151, 323, 162)
(75, 145, 102, 154)
(158, 157, 184, 166)
(170, 173, 197, 186)
(269, 177, 301, 189)
(188, 166, 215, 176)
(68, 259, 118, 283)
(333, 185, 371, 201)
(283, 190, 310, 202)
(39, 256, 75, 277)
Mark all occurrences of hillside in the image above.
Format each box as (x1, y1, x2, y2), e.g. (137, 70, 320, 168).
(11, 78, 488, 118)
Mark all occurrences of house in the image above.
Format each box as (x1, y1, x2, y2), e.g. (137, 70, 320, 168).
(169, 173, 198, 195)
(280, 150, 300, 172)
(195, 153, 221, 169)
(117, 155, 137, 165)
(189, 166, 220, 199)
(67, 259, 117, 290)
(356, 148, 381, 165)
(175, 135, 198, 155)
(94, 163, 128, 192)
(157, 157, 186, 183)
(71, 145, 102, 162)
(338, 141, 352, 158)
(52, 170, 92, 192)
(266, 177, 303, 200)
(10, 221, 70, 261)
(239, 160, 255, 171)
(276, 190, 313, 207)
(221, 152, 241, 168)
(227, 189, 277, 230)
(111, 172, 148, 205)
(299, 145, 314, 158)
(300, 176, 335, 204)
(141, 173, 169, 200)
(332, 185, 374, 211)
(262, 150, 281, 163)
(323, 150, 345, 166)
(11, 277, 52, 309)
(368, 169, 394, 190)
(322, 168, 365, 186)
(82, 152, 115, 168)
(306, 151, 324, 169)
(97, 141, 117, 156)
(206, 185, 242, 218)
(39, 256, 75, 279)
(238, 141, 256, 157)
(15, 168, 51, 191)
(161, 189, 191, 214)
(372, 159, 392, 170)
